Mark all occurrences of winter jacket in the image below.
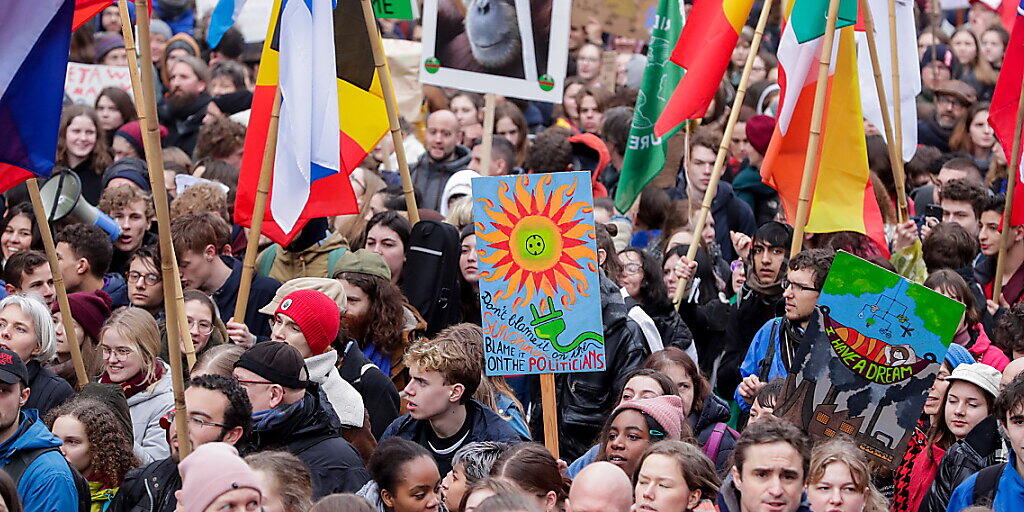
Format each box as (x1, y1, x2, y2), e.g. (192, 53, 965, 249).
(245, 384, 370, 498)
(0, 410, 79, 512)
(693, 395, 736, 475)
(733, 162, 779, 226)
(106, 456, 180, 512)
(566, 445, 599, 479)
(255, 231, 350, 283)
(128, 366, 174, 464)
(918, 117, 953, 153)
(735, 317, 790, 411)
(410, 146, 472, 211)
(922, 415, 1002, 512)
(946, 453, 1024, 512)
(338, 340, 400, 439)
(538, 276, 649, 461)
(566, 132, 611, 199)
(212, 255, 281, 340)
(381, 399, 523, 475)
(961, 324, 1010, 371)
(305, 350, 365, 429)
(157, 93, 211, 156)
(672, 181, 756, 261)
(648, 308, 695, 354)
(495, 393, 530, 440)
(103, 273, 129, 309)
(623, 292, 664, 354)
(719, 287, 784, 398)
(24, 360, 73, 418)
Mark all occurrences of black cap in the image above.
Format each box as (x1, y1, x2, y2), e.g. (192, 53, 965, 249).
(234, 342, 309, 389)
(0, 348, 29, 386)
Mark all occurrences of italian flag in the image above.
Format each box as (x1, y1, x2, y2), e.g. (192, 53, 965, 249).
(760, 0, 887, 255)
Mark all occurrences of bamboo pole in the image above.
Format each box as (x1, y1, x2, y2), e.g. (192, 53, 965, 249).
(672, 0, 773, 306)
(789, 0, 843, 257)
(359, 0, 420, 223)
(26, 180, 88, 388)
(861, 0, 908, 223)
(886, 0, 907, 221)
(991, 75, 1024, 301)
(479, 93, 497, 176)
(126, 0, 191, 458)
(233, 90, 281, 324)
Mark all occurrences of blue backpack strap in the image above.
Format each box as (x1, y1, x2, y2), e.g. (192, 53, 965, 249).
(327, 247, 348, 278)
(257, 245, 279, 277)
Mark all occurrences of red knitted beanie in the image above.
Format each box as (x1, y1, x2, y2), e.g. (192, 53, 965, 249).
(274, 289, 340, 356)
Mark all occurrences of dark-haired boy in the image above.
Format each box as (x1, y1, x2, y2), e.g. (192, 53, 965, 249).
(2, 250, 54, 308)
(717, 417, 811, 512)
(54, 224, 128, 308)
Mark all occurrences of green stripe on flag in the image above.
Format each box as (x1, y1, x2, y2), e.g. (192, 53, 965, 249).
(791, 0, 857, 44)
(613, 0, 684, 213)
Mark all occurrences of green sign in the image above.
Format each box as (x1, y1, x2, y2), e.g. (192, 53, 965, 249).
(373, 0, 415, 19)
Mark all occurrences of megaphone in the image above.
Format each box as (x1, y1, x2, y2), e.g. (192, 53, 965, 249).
(39, 171, 121, 242)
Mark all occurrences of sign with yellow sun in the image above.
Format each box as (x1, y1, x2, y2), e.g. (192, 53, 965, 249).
(473, 172, 606, 376)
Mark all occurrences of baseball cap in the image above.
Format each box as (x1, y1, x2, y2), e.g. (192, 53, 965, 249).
(0, 348, 29, 386)
(332, 249, 392, 281)
(234, 342, 309, 389)
(946, 362, 1001, 400)
(258, 277, 346, 315)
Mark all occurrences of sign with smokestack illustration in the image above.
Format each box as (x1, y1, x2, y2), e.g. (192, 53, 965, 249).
(774, 251, 965, 469)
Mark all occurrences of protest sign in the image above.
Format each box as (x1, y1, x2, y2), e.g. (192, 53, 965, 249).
(65, 62, 132, 105)
(373, 0, 415, 19)
(774, 251, 964, 469)
(473, 171, 606, 376)
(420, 0, 570, 102)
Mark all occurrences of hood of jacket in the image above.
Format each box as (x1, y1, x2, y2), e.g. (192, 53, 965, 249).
(567, 133, 610, 198)
(249, 383, 341, 449)
(692, 394, 731, 433)
(440, 170, 481, 217)
(0, 410, 62, 464)
(356, 479, 388, 512)
(306, 350, 364, 428)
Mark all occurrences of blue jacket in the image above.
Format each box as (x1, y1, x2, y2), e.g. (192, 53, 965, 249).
(735, 317, 789, 411)
(0, 410, 78, 512)
(946, 455, 1024, 512)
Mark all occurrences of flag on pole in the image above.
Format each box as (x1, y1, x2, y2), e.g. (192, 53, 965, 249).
(207, 0, 246, 48)
(856, 0, 919, 162)
(652, 0, 755, 137)
(73, 0, 114, 30)
(0, 0, 74, 193)
(235, 0, 388, 246)
(990, 0, 1024, 225)
(613, 0, 685, 212)
(760, 0, 887, 255)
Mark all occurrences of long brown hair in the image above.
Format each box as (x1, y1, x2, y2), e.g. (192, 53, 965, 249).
(45, 398, 139, 488)
(56, 104, 112, 174)
(643, 347, 711, 413)
(490, 444, 569, 509)
(494, 102, 530, 167)
(949, 102, 991, 157)
(334, 272, 408, 359)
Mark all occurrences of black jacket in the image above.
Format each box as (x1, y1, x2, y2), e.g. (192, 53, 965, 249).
(917, 117, 953, 153)
(410, 146, 472, 211)
(244, 384, 370, 498)
(536, 276, 649, 461)
(24, 360, 73, 418)
(339, 340, 401, 439)
(921, 415, 1001, 512)
(212, 256, 280, 339)
(107, 456, 180, 512)
(648, 308, 694, 352)
(158, 93, 211, 156)
(692, 394, 736, 475)
(671, 181, 756, 261)
(717, 285, 784, 397)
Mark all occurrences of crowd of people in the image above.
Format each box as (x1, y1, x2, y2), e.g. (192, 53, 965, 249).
(3, 0, 1024, 511)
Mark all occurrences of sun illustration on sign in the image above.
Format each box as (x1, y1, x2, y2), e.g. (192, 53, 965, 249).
(476, 175, 598, 310)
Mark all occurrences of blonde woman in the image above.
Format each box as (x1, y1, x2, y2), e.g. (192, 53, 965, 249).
(99, 307, 173, 463)
(805, 438, 888, 512)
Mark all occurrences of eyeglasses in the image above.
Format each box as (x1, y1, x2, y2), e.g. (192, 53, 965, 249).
(160, 410, 229, 431)
(782, 278, 820, 293)
(621, 262, 642, 275)
(128, 271, 161, 286)
(188, 318, 214, 336)
(100, 346, 135, 360)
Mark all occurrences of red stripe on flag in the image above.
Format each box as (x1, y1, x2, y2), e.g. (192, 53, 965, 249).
(990, 13, 1024, 225)
(0, 165, 36, 194)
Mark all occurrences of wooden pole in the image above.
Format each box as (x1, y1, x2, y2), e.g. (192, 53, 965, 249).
(128, 0, 191, 458)
(861, 0, 908, 223)
(360, 0, 420, 224)
(539, 373, 559, 458)
(233, 91, 281, 324)
(672, 0, 772, 306)
(789, 0, 843, 257)
(479, 93, 497, 176)
(118, 1, 197, 370)
(886, 0, 908, 221)
(26, 180, 88, 388)
(991, 74, 1024, 301)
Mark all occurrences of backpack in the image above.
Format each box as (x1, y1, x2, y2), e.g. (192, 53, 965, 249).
(256, 244, 348, 278)
(400, 221, 462, 336)
(701, 422, 740, 465)
(970, 462, 1006, 507)
(6, 446, 90, 512)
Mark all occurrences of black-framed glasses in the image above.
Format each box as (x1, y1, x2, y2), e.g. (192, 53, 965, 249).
(782, 278, 820, 293)
(160, 410, 229, 430)
(128, 271, 161, 286)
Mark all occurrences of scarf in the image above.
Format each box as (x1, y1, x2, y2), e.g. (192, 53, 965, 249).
(743, 250, 786, 297)
(779, 319, 805, 372)
(100, 362, 164, 400)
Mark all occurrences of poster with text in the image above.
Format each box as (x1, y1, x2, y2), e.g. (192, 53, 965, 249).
(473, 172, 606, 376)
(774, 251, 964, 470)
(65, 63, 132, 105)
(420, 0, 570, 102)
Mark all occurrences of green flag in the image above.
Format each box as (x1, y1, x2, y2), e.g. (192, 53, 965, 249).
(791, 0, 857, 43)
(613, 0, 684, 213)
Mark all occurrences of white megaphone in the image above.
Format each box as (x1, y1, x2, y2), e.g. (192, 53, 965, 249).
(39, 171, 121, 242)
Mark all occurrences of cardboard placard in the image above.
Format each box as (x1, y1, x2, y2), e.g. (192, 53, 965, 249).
(64, 62, 132, 105)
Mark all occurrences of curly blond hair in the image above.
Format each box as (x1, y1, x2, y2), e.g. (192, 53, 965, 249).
(99, 185, 155, 219)
(404, 323, 483, 401)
